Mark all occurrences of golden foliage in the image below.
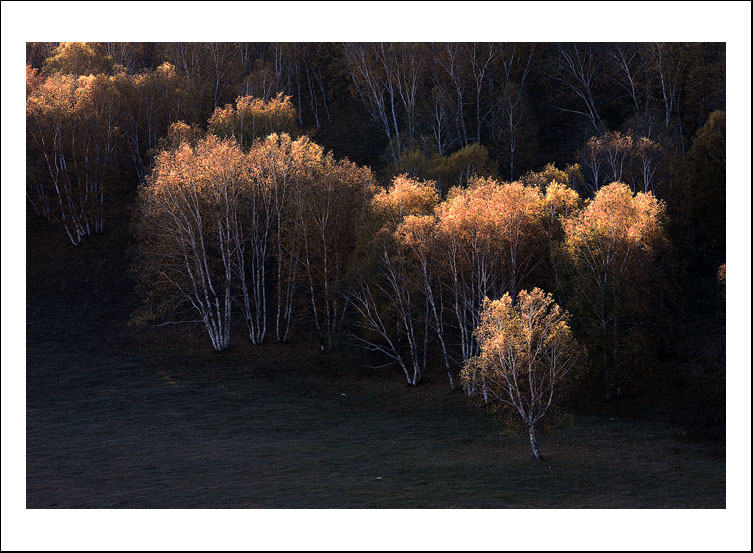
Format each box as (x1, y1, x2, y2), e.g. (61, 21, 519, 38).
(43, 42, 114, 76)
(563, 182, 666, 261)
(208, 93, 297, 149)
(522, 162, 583, 191)
(372, 174, 439, 231)
(461, 288, 580, 428)
(543, 180, 581, 221)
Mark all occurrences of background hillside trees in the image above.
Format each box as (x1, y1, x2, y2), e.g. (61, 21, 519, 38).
(26, 73, 119, 243)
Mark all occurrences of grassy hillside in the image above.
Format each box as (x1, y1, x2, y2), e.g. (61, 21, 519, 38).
(26, 218, 725, 508)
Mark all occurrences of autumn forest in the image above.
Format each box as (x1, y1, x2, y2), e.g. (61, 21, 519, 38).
(24, 40, 727, 509)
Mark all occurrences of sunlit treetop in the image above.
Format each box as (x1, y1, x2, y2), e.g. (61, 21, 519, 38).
(564, 181, 667, 258)
(522, 162, 583, 191)
(439, 177, 543, 241)
(372, 174, 439, 230)
(473, 288, 576, 371)
(543, 180, 581, 221)
(208, 93, 297, 148)
(43, 42, 115, 76)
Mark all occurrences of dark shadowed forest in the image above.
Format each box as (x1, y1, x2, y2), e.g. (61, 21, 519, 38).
(4, 0, 751, 548)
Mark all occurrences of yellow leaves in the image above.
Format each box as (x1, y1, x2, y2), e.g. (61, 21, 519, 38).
(149, 135, 244, 199)
(26, 73, 76, 118)
(372, 174, 439, 229)
(208, 93, 297, 148)
(396, 214, 436, 247)
(467, 288, 578, 388)
(522, 162, 583, 191)
(564, 182, 666, 255)
(146, 131, 377, 238)
(155, 62, 177, 78)
(543, 180, 581, 220)
(43, 42, 114, 76)
(164, 121, 202, 150)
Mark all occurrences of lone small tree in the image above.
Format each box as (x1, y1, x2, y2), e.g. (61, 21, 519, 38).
(461, 288, 580, 460)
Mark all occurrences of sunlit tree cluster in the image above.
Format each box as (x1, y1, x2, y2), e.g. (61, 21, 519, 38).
(26, 73, 119, 243)
(579, 130, 665, 195)
(208, 93, 297, 148)
(25, 42, 723, 460)
(134, 132, 376, 352)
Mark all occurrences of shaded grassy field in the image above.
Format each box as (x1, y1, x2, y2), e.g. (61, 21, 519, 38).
(26, 220, 725, 508)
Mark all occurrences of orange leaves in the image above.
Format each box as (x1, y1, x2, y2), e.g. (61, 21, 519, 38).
(149, 132, 327, 201)
(563, 182, 666, 259)
(27, 71, 123, 131)
(26, 64, 42, 97)
(437, 177, 544, 254)
(148, 136, 244, 204)
(26, 73, 76, 118)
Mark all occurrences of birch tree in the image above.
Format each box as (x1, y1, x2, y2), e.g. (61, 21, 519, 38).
(241, 133, 314, 344)
(435, 177, 546, 369)
(43, 42, 114, 76)
(134, 136, 247, 351)
(26, 73, 120, 243)
(434, 43, 470, 147)
(579, 132, 663, 196)
(348, 176, 439, 385)
(398, 213, 457, 389)
(291, 147, 377, 351)
(599, 131, 634, 184)
(650, 43, 684, 133)
(116, 62, 186, 184)
(608, 43, 657, 135)
(208, 93, 297, 149)
(461, 288, 580, 460)
(632, 136, 662, 194)
(562, 182, 667, 399)
(463, 42, 499, 144)
(342, 43, 403, 163)
(495, 44, 533, 180)
(159, 42, 245, 119)
(553, 43, 604, 133)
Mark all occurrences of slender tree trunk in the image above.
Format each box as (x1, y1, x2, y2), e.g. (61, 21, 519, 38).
(528, 423, 541, 460)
